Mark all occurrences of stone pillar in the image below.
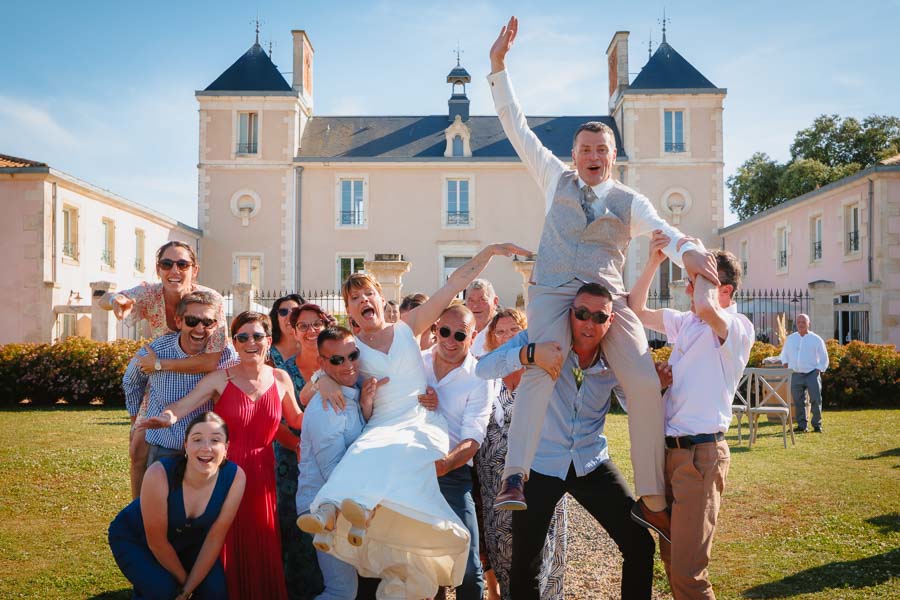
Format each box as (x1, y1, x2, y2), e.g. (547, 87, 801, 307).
(511, 258, 535, 309)
(670, 280, 691, 312)
(808, 280, 836, 340)
(233, 283, 254, 316)
(89, 281, 118, 342)
(365, 255, 411, 304)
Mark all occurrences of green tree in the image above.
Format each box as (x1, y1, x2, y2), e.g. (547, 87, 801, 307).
(777, 158, 832, 200)
(726, 152, 786, 220)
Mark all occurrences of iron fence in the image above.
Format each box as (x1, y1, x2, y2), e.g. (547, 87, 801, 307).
(645, 291, 671, 348)
(254, 289, 347, 319)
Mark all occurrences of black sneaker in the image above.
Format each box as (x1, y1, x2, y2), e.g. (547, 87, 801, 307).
(794, 426, 809, 433)
(813, 426, 823, 433)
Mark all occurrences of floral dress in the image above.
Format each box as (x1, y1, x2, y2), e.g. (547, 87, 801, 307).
(476, 382, 567, 600)
(270, 347, 324, 599)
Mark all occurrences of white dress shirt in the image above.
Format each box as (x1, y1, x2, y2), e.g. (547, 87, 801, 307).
(487, 69, 703, 267)
(470, 328, 489, 359)
(779, 331, 829, 373)
(661, 304, 755, 436)
(422, 348, 492, 466)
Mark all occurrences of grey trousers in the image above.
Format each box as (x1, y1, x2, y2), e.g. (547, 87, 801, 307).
(503, 280, 666, 496)
(146, 443, 183, 467)
(791, 370, 823, 430)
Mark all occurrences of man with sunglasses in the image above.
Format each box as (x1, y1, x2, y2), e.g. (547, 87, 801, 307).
(123, 291, 238, 466)
(421, 305, 493, 600)
(476, 282, 665, 599)
(297, 325, 381, 600)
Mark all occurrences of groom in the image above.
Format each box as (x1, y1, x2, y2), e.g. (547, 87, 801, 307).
(488, 16, 720, 533)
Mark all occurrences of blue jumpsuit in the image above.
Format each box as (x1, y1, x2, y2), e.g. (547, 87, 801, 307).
(109, 457, 238, 600)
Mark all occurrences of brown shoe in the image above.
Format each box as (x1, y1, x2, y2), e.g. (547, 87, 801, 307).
(630, 498, 671, 544)
(494, 474, 527, 510)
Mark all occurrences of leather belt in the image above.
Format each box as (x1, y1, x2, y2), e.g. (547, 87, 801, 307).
(665, 432, 725, 449)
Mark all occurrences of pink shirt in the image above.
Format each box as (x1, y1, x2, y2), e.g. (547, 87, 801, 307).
(662, 304, 755, 436)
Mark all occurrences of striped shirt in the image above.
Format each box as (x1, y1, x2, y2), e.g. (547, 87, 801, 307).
(122, 332, 239, 449)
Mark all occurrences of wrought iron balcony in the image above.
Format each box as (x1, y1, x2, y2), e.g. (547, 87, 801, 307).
(664, 142, 686, 153)
(340, 210, 365, 226)
(812, 241, 822, 260)
(62, 241, 78, 259)
(847, 230, 860, 252)
(446, 211, 470, 225)
(135, 258, 145, 271)
(101, 249, 114, 267)
(741, 261, 748, 275)
(778, 250, 787, 268)
(236, 142, 258, 154)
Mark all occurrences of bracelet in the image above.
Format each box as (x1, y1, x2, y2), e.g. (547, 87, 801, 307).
(526, 343, 536, 364)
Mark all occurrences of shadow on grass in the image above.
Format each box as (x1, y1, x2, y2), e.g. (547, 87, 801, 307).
(742, 548, 900, 598)
(858, 447, 900, 460)
(0, 405, 125, 413)
(87, 590, 131, 600)
(866, 513, 900, 534)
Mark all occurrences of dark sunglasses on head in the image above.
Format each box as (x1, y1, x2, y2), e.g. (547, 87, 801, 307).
(157, 259, 193, 271)
(183, 315, 217, 328)
(571, 306, 611, 324)
(438, 326, 469, 342)
(321, 348, 360, 366)
(233, 332, 267, 343)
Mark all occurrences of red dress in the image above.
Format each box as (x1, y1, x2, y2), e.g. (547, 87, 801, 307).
(216, 376, 289, 600)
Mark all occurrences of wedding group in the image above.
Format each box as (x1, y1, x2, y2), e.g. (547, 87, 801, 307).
(103, 16, 754, 600)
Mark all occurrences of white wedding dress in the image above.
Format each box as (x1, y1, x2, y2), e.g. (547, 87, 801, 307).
(311, 320, 470, 599)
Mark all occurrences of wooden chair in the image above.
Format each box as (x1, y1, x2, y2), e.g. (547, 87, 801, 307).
(748, 369, 796, 448)
(732, 371, 752, 445)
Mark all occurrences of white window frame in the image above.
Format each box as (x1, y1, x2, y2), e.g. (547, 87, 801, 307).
(101, 217, 116, 270)
(662, 109, 688, 154)
(442, 174, 475, 230)
(61, 204, 79, 263)
(236, 111, 260, 155)
(335, 253, 368, 288)
(775, 223, 789, 274)
(436, 243, 478, 292)
(232, 252, 264, 288)
(134, 228, 146, 273)
(809, 213, 823, 263)
(335, 175, 369, 230)
(842, 201, 861, 257)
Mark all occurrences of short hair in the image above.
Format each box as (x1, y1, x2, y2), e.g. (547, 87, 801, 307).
(289, 303, 336, 329)
(317, 325, 354, 351)
(572, 121, 616, 150)
(485, 307, 527, 352)
(156, 241, 197, 266)
(269, 294, 306, 344)
(466, 279, 496, 299)
(574, 282, 613, 303)
(341, 272, 382, 308)
(400, 293, 429, 313)
(230, 311, 272, 338)
(175, 290, 221, 317)
(386, 300, 398, 307)
(438, 304, 476, 328)
(713, 250, 742, 297)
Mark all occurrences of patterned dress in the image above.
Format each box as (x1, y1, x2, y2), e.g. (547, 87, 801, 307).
(270, 347, 324, 600)
(476, 382, 567, 600)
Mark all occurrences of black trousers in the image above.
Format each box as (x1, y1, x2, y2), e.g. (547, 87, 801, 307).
(511, 461, 655, 600)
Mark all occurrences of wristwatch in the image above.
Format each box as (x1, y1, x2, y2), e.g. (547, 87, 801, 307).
(154, 359, 162, 372)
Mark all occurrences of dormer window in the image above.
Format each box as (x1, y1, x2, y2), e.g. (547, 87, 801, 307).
(444, 115, 472, 158)
(452, 136, 464, 157)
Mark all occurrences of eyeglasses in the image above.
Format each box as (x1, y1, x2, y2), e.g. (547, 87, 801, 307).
(183, 315, 217, 329)
(295, 320, 325, 333)
(233, 332, 267, 344)
(571, 306, 611, 324)
(438, 326, 469, 342)
(321, 348, 360, 366)
(157, 259, 194, 271)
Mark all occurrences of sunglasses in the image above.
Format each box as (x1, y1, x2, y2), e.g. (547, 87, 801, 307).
(571, 306, 611, 324)
(321, 348, 360, 366)
(183, 315, 217, 329)
(295, 320, 325, 333)
(438, 326, 469, 342)
(157, 259, 194, 271)
(233, 332, 267, 344)
(276, 307, 295, 317)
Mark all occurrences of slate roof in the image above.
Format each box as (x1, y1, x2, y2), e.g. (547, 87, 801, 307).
(297, 115, 624, 161)
(0, 153, 47, 168)
(204, 42, 293, 93)
(629, 41, 720, 91)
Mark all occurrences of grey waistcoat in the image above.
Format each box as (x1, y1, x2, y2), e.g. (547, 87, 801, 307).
(532, 170, 634, 293)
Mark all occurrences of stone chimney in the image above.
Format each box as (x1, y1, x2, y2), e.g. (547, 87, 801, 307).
(606, 31, 629, 112)
(291, 30, 314, 109)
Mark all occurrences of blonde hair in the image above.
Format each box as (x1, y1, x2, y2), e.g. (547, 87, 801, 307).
(341, 272, 383, 308)
(485, 308, 527, 352)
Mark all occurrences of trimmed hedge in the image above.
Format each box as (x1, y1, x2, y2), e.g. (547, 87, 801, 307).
(652, 340, 900, 409)
(0, 337, 142, 406)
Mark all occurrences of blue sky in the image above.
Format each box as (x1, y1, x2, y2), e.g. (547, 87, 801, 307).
(3, 0, 897, 226)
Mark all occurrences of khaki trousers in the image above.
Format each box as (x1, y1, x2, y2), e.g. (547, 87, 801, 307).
(503, 280, 666, 496)
(660, 440, 730, 600)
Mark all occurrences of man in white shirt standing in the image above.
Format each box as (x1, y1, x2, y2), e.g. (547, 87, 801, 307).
(422, 304, 493, 600)
(630, 233, 754, 600)
(779, 314, 829, 433)
(465, 279, 499, 358)
(488, 16, 720, 535)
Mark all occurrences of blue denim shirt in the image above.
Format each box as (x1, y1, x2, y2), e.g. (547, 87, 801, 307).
(474, 330, 624, 480)
(295, 385, 365, 514)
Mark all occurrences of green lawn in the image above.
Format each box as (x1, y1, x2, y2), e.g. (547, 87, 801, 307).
(0, 406, 898, 599)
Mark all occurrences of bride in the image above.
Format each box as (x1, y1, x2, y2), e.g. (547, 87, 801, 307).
(298, 242, 529, 600)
